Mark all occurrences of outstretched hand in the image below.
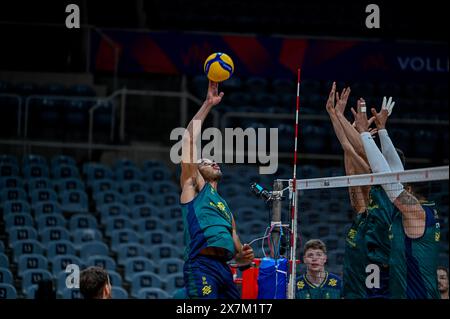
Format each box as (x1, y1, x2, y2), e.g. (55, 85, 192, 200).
(326, 82, 351, 116)
(370, 96, 395, 130)
(351, 99, 370, 134)
(335, 86, 351, 115)
(205, 81, 224, 107)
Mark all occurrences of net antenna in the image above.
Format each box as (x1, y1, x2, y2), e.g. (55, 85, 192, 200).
(286, 68, 301, 299)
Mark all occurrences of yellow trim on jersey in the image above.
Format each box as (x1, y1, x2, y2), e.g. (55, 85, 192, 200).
(304, 271, 329, 289)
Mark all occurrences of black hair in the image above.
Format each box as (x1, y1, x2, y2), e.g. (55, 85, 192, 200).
(79, 266, 109, 299)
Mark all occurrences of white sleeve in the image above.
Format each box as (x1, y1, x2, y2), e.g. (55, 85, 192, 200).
(378, 129, 404, 172)
(360, 132, 404, 202)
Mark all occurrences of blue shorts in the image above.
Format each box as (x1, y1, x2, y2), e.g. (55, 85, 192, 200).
(183, 255, 240, 299)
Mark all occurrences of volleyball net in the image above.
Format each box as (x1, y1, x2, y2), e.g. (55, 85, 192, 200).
(244, 165, 448, 299)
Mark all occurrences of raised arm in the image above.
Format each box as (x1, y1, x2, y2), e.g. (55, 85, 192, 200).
(371, 96, 404, 172)
(180, 81, 223, 202)
(352, 105, 425, 238)
(335, 95, 372, 162)
(326, 83, 370, 213)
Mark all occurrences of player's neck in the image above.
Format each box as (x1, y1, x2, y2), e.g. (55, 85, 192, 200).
(441, 291, 449, 299)
(306, 269, 326, 286)
(209, 181, 218, 190)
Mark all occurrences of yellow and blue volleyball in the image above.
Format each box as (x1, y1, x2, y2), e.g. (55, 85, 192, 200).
(203, 52, 234, 82)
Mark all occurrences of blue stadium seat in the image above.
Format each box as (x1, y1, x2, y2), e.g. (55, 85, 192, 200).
(83, 163, 114, 182)
(104, 216, 134, 235)
(165, 219, 184, 234)
(148, 244, 183, 260)
(124, 257, 158, 281)
(272, 79, 296, 97)
(113, 159, 137, 170)
(33, 201, 62, 218)
(17, 254, 48, 275)
(69, 214, 98, 230)
(110, 229, 141, 246)
(79, 242, 109, 259)
(23, 164, 49, 179)
(160, 204, 182, 220)
(165, 273, 185, 294)
(142, 160, 167, 171)
(51, 255, 82, 276)
(9, 226, 38, 245)
(94, 190, 125, 206)
(0, 154, 18, 166)
(130, 204, 160, 219)
(30, 188, 58, 204)
(0, 253, 9, 268)
(115, 167, 143, 182)
(0, 268, 13, 285)
(97, 202, 131, 219)
(0, 187, 27, 202)
(36, 215, 66, 230)
(108, 270, 123, 287)
(0, 283, 17, 299)
(116, 243, 147, 265)
(136, 287, 170, 299)
(26, 177, 53, 193)
(12, 240, 44, 262)
(40, 227, 71, 242)
(4, 213, 34, 228)
(55, 178, 85, 192)
(142, 230, 174, 246)
(59, 190, 88, 213)
(21, 269, 52, 293)
(56, 270, 71, 293)
(90, 179, 119, 194)
(111, 286, 128, 299)
(0, 163, 19, 177)
(86, 255, 117, 271)
(125, 191, 153, 206)
(50, 155, 76, 168)
(150, 181, 178, 194)
(59, 287, 82, 299)
(47, 240, 77, 259)
(120, 180, 149, 194)
(158, 258, 184, 276)
(142, 167, 172, 182)
(22, 154, 47, 167)
(52, 164, 80, 179)
(154, 192, 178, 207)
(72, 229, 103, 247)
(234, 207, 258, 222)
(2, 199, 30, 216)
(240, 220, 267, 237)
(0, 176, 24, 189)
(130, 272, 164, 297)
(135, 217, 167, 233)
(0, 241, 3, 252)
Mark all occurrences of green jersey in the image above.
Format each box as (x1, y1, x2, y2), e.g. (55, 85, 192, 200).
(364, 186, 395, 298)
(343, 211, 369, 299)
(181, 183, 236, 261)
(389, 201, 441, 299)
(296, 272, 342, 299)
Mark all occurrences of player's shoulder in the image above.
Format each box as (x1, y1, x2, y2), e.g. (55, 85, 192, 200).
(324, 272, 342, 288)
